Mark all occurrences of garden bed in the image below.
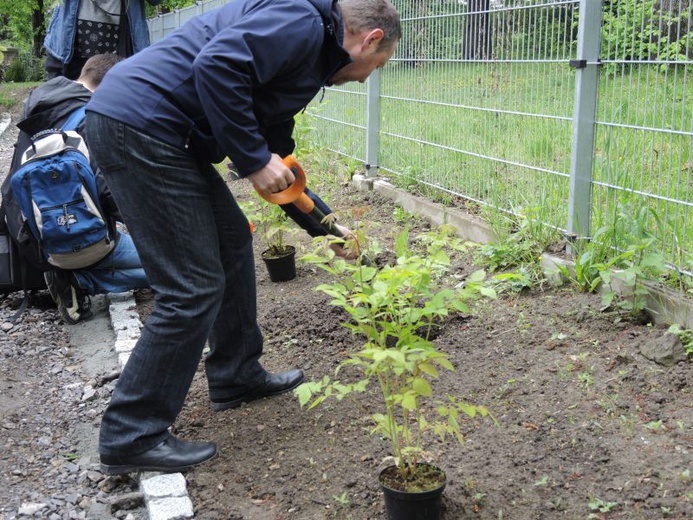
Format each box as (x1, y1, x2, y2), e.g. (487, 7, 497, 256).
(135, 176, 692, 519)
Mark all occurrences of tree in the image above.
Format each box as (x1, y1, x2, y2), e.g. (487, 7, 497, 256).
(31, 0, 46, 58)
(0, 0, 34, 49)
(463, 0, 491, 60)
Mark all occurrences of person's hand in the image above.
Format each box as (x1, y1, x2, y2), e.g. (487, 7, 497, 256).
(329, 224, 360, 260)
(246, 154, 294, 195)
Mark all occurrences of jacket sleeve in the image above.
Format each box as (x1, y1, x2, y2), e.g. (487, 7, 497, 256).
(262, 119, 296, 160)
(191, 4, 323, 176)
(280, 188, 334, 237)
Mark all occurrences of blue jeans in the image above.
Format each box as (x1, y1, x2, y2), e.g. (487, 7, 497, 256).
(72, 231, 149, 294)
(85, 113, 267, 456)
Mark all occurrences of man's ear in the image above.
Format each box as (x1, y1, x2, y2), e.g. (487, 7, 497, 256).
(361, 28, 384, 51)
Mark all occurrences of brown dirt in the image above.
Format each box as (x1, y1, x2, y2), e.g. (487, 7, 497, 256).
(133, 175, 692, 520)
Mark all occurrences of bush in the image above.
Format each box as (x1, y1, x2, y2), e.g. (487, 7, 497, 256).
(1, 51, 45, 83)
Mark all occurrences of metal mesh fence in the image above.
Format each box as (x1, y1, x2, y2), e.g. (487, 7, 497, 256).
(148, 0, 693, 277)
(148, 0, 228, 41)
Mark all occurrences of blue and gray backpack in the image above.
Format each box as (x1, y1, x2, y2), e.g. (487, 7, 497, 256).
(9, 105, 114, 270)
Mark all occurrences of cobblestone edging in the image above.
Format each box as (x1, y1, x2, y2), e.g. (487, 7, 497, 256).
(1, 112, 195, 519)
(107, 296, 195, 520)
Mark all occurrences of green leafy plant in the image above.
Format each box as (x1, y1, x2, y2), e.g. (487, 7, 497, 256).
(598, 240, 666, 317)
(588, 497, 619, 516)
(562, 202, 667, 318)
(667, 324, 693, 357)
(477, 204, 560, 274)
(296, 226, 497, 488)
(252, 200, 295, 258)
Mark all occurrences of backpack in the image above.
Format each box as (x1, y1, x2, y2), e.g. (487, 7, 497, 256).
(9, 105, 114, 270)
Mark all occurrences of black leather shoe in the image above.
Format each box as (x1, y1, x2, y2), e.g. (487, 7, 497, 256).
(211, 368, 304, 411)
(100, 434, 217, 475)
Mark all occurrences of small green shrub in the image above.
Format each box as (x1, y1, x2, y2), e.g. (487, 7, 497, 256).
(297, 227, 497, 487)
(2, 52, 45, 83)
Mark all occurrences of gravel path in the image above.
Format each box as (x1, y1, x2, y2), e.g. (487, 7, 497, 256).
(0, 107, 148, 519)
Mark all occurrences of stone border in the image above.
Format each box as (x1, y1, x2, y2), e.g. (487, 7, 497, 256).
(107, 292, 194, 520)
(354, 174, 693, 330)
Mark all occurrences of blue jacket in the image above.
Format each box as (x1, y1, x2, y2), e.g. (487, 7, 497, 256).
(87, 0, 350, 177)
(44, 0, 162, 63)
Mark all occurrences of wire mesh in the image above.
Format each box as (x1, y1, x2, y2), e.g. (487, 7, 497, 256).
(148, 0, 693, 276)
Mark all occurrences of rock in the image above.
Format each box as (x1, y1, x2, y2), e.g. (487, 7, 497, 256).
(18, 502, 48, 515)
(639, 332, 688, 366)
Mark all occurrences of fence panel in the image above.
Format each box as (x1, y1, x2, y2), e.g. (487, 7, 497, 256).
(147, 0, 693, 276)
(593, 0, 693, 275)
(149, 0, 228, 43)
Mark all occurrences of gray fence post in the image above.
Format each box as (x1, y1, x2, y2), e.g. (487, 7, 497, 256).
(567, 0, 602, 246)
(365, 69, 381, 178)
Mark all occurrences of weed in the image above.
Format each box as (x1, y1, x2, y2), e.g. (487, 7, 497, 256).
(597, 394, 620, 416)
(490, 267, 539, 296)
(578, 368, 594, 389)
(495, 378, 517, 398)
(392, 205, 414, 224)
(645, 419, 665, 431)
(333, 492, 350, 505)
(516, 312, 532, 334)
(667, 324, 693, 356)
(588, 497, 619, 516)
(619, 414, 637, 438)
(62, 452, 79, 462)
(533, 475, 550, 487)
(282, 337, 299, 350)
(564, 202, 668, 319)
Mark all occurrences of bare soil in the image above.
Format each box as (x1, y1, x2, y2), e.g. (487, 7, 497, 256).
(135, 177, 693, 520)
(2, 82, 691, 519)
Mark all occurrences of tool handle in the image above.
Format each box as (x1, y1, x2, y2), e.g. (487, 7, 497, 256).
(255, 156, 375, 267)
(255, 156, 308, 206)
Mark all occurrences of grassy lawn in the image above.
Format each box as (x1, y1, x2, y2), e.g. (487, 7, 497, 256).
(307, 62, 693, 273)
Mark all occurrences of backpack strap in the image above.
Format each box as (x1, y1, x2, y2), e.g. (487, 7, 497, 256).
(61, 105, 87, 132)
(7, 263, 32, 323)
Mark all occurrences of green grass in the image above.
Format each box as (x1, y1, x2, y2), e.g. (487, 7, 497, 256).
(306, 62, 693, 275)
(0, 81, 37, 109)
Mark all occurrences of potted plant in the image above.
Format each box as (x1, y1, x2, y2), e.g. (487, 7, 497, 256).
(296, 226, 497, 519)
(251, 200, 297, 282)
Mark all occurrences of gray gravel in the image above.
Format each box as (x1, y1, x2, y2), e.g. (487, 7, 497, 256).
(0, 106, 147, 519)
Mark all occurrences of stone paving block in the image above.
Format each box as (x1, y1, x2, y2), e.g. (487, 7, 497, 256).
(146, 496, 194, 520)
(141, 473, 188, 498)
(114, 338, 138, 353)
(117, 351, 131, 368)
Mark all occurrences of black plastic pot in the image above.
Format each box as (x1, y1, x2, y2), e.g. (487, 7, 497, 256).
(261, 245, 296, 282)
(379, 464, 446, 520)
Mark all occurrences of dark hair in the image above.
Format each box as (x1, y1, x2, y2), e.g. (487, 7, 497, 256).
(340, 0, 402, 52)
(78, 54, 124, 87)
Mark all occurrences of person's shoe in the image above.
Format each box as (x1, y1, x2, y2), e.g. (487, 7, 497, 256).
(44, 270, 93, 324)
(100, 434, 217, 475)
(211, 369, 304, 411)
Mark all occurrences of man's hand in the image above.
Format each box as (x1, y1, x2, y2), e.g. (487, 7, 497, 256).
(329, 224, 360, 260)
(247, 154, 294, 195)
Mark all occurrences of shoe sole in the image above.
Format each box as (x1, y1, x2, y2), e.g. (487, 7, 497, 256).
(100, 450, 218, 475)
(211, 376, 304, 412)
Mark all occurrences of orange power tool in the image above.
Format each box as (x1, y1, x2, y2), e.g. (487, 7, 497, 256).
(255, 156, 373, 266)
